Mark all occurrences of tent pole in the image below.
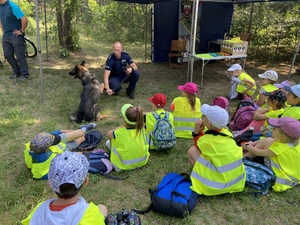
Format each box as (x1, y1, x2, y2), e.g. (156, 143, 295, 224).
(34, 0, 44, 103)
(288, 36, 300, 79)
(43, 0, 49, 61)
(144, 4, 147, 62)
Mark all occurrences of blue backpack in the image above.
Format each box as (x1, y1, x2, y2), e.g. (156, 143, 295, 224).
(133, 172, 198, 218)
(243, 158, 275, 195)
(76, 130, 103, 151)
(151, 112, 176, 150)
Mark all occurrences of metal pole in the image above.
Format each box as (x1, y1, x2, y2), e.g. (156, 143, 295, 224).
(43, 0, 49, 61)
(34, 0, 44, 103)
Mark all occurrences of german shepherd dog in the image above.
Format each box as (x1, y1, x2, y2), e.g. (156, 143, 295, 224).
(68, 61, 105, 123)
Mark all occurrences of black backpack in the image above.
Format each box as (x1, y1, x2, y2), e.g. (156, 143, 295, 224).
(76, 130, 103, 151)
(105, 209, 142, 225)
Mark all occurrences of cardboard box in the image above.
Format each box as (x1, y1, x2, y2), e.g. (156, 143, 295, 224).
(221, 40, 248, 55)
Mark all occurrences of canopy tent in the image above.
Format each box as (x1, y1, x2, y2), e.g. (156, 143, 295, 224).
(114, 0, 295, 83)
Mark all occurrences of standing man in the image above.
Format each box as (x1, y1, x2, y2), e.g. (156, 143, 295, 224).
(103, 41, 140, 99)
(0, 0, 29, 81)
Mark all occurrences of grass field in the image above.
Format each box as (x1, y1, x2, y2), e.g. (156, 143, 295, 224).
(1, 37, 300, 225)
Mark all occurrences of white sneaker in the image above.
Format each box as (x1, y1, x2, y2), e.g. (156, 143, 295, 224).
(105, 140, 111, 150)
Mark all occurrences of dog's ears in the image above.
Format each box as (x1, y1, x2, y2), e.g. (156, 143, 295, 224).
(80, 61, 86, 66)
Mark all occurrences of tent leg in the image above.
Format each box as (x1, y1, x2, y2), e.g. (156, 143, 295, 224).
(288, 36, 300, 79)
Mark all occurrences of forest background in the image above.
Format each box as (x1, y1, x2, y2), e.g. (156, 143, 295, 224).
(1, 0, 300, 224)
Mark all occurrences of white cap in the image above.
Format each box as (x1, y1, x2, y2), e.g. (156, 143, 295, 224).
(258, 70, 278, 81)
(227, 64, 242, 72)
(201, 104, 229, 129)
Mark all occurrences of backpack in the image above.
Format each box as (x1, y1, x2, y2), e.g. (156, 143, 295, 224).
(133, 172, 198, 218)
(86, 150, 113, 174)
(151, 112, 176, 150)
(212, 96, 230, 114)
(76, 130, 103, 151)
(105, 209, 142, 225)
(229, 99, 255, 131)
(243, 158, 275, 195)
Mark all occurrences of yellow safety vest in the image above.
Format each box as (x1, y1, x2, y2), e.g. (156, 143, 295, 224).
(145, 109, 174, 150)
(269, 141, 300, 192)
(281, 106, 300, 120)
(21, 201, 105, 225)
(236, 72, 256, 96)
(172, 97, 202, 138)
(191, 129, 246, 195)
(111, 127, 150, 171)
(24, 142, 65, 179)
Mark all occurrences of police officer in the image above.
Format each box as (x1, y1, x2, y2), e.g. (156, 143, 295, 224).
(103, 41, 140, 99)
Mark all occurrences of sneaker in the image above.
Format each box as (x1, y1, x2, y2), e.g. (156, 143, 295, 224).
(16, 74, 29, 81)
(79, 123, 97, 132)
(10, 73, 20, 79)
(105, 140, 111, 150)
(126, 88, 135, 99)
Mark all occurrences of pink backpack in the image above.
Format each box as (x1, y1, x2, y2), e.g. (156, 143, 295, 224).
(229, 100, 255, 131)
(212, 96, 230, 114)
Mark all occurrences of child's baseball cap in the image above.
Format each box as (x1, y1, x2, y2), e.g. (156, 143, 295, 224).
(274, 80, 292, 89)
(178, 82, 200, 95)
(121, 103, 136, 125)
(149, 93, 166, 107)
(258, 70, 278, 81)
(227, 64, 242, 71)
(283, 84, 300, 98)
(201, 104, 229, 129)
(48, 151, 89, 193)
(268, 117, 300, 139)
(30, 132, 61, 153)
(263, 90, 287, 104)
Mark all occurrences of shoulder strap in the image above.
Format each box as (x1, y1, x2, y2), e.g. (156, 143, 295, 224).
(205, 130, 234, 140)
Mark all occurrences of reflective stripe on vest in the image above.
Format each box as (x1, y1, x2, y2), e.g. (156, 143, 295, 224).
(175, 126, 194, 131)
(112, 147, 148, 165)
(191, 171, 245, 189)
(271, 160, 299, 187)
(173, 117, 200, 122)
(197, 156, 243, 173)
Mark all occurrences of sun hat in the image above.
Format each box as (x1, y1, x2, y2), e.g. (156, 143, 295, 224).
(201, 104, 229, 129)
(258, 70, 278, 81)
(149, 93, 167, 108)
(227, 64, 242, 71)
(263, 90, 287, 104)
(283, 84, 300, 98)
(268, 117, 300, 139)
(274, 80, 292, 89)
(121, 104, 136, 125)
(178, 82, 200, 95)
(48, 151, 89, 193)
(30, 132, 61, 153)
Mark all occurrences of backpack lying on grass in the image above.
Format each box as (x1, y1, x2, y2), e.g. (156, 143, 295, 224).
(133, 172, 198, 218)
(76, 130, 103, 151)
(105, 209, 142, 225)
(243, 158, 275, 196)
(151, 112, 176, 150)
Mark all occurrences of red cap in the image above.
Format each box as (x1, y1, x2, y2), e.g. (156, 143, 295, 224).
(149, 93, 167, 108)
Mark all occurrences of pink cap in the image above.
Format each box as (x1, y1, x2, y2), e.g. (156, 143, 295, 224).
(178, 82, 200, 95)
(268, 117, 300, 139)
(274, 80, 292, 89)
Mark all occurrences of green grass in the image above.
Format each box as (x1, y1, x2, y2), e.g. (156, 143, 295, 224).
(1, 35, 300, 225)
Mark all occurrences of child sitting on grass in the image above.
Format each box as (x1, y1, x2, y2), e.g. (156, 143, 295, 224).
(254, 70, 278, 108)
(24, 123, 97, 180)
(170, 82, 202, 138)
(250, 90, 287, 141)
(106, 104, 150, 172)
(22, 151, 108, 224)
(227, 63, 256, 99)
(145, 93, 175, 150)
(243, 117, 300, 192)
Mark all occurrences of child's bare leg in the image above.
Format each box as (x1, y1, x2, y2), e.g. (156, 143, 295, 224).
(187, 146, 201, 166)
(62, 130, 85, 144)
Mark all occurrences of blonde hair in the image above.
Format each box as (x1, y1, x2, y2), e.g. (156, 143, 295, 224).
(186, 92, 196, 111)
